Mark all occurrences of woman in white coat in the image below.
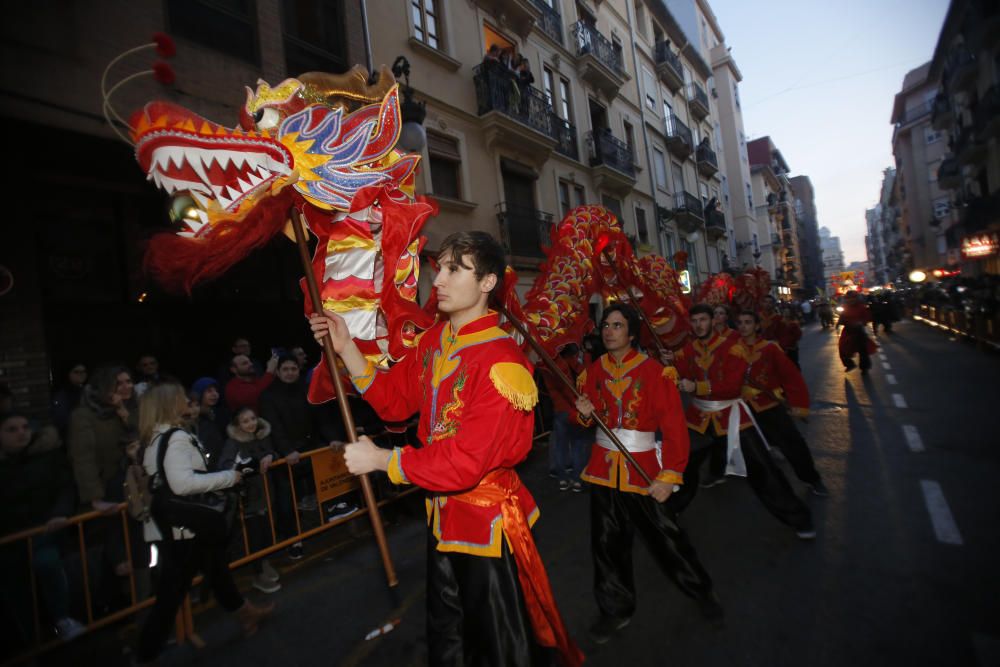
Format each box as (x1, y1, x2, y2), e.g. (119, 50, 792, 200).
(134, 383, 272, 665)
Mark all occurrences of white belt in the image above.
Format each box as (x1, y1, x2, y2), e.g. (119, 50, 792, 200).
(692, 398, 770, 478)
(595, 428, 661, 469)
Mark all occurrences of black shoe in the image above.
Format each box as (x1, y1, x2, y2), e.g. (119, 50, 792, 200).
(809, 478, 829, 497)
(288, 542, 304, 560)
(587, 614, 630, 645)
(796, 527, 817, 540)
(697, 594, 725, 629)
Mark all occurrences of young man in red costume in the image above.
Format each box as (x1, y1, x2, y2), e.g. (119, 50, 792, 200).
(574, 304, 721, 644)
(736, 311, 828, 496)
(310, 231, 582, 667)
(837, 290, 876, 373)
(670, 304, 815, 539)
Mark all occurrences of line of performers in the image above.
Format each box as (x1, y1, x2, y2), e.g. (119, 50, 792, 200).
(310, 231, 828, 666)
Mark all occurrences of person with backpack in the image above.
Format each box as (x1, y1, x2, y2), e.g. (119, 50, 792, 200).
(134, 383, 273, 666)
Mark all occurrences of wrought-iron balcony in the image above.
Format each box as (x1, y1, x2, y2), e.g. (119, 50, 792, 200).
(770, 232, 781, 246)
(586, 130, 636, 195)
(672, 191, 704, 234)
(960, 191, 1000, 233)
(496, 202, 554, 262)
(571, 21, 628, 95)
(937, 156, 961, 190)
(944, 45, 976, 93)
(695, 143, 719, 177)
(705, 209, 726, 239)
(664, 114, 693, 159)
(475, 0, 541, 37)
(931, 92, 953, 131)
(531, 0, 563, 45)
(954, 122, 987, 165)
(553, 116, 579, 160)
(974, 85, 1000, 140)
(895, 100, 933, 127)
(473, 64, 558, 164)
(688, 82, 709, 120)
(654, 41, 683, 93)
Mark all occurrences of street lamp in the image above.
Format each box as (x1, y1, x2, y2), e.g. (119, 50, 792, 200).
(391, 56, 427, 153)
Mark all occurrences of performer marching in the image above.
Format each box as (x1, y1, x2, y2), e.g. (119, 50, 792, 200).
(736, 311, 828, 496)
(669, 304, 816, 540)
(310, 231, 582, 667)
(574, 304, 722, 644)
(837, 290, 876, 374)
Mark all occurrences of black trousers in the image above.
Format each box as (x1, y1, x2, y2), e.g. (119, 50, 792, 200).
(426, 530, 552, 667)
(752, 407, 821, 485)
(136, 537, 244, 661)
(591, 484, 714, 620)
(669, 427, 813, 531)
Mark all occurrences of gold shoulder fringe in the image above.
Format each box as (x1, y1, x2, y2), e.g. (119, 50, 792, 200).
(489, 362, 538, 411)
(661, 365, 680, 385)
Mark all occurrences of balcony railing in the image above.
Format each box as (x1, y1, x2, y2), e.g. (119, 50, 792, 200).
(770, 232, 781, 246)
(664, 114, 693, 157)
(895, 100, 933, 126)
(497, 202, 554, 259)
(931, 92, 952, 131)
(688, 82, 709, 118)
(706, 209, 726, 237)
(571, 21, 625, 76)
(673, 191, 704, 227)
(695, 143, 718, 176)
(944, 45, 976, 91)
(553, 116, 579, 160)
(653, 40, 683, 92)
(974, 85, 1000, 139)
(587, 130, 635, 177)
(473, 63, 557, 139)
(531, 0, 563, 45)
(938, 156, 961, 189)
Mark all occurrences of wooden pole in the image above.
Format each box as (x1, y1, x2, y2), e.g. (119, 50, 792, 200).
(290, 207, 398, 587)
(601, 249, 668, 358)
(498, 305, 653, 486)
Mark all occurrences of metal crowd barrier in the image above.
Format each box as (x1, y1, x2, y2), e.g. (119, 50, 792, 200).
(913, 304, 1000, 350)
(1, 420, 555, 665)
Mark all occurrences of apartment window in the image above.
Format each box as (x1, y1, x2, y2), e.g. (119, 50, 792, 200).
(623, 120, 636, 160)
(427, 132, 461, 199)
(635, 1, 647, 40)
(558, 180, 572, 217)
(746, 182, 753, 209)
(928, 161, 939, 183)
(733, 82, 741, 109)
(602, 194, 623, 222)
(559, 78, 572, 120)
(692, 123, 701, 146)
(412, 0, 442, 49)
(932, 197, 950, 219)
(543, 67, 555, 107)
(739, 130, 745, 146)
(653, 25, 664, 45)
(636, 206, 649, 245)
(708, 245, 720, 273)
(698, 181, 709, 206)
(611, 36, 625, 71)
(573, 184, 586, 207)
(283, 0, 347, 74)
(642, 67, 657, 111)
(653, 148, 667, 189)
(671, 162, 685, 194)
(664, 230, 676, 259)
(684, 239, 699, 278)
(663, 99, 674, 127)
(167, 0, 258, 64)
(924, 127, 942, 144)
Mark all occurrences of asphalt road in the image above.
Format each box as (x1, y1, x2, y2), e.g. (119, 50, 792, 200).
(59, 319, 1000, 667)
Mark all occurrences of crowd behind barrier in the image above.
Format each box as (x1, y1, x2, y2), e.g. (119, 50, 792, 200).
(0, 334, 557, 665)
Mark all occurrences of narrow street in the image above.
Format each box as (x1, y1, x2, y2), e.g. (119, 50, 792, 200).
(64, 320, 1000, 667)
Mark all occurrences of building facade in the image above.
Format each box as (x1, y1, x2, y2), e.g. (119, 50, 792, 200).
(890, 62, 952, 273)
(789, 175, 823, 295)
(819, 226, 845, 294)
(747, 136, 801, 296)
(0, 1, 367, 415)
(927, 0, 1000, 275)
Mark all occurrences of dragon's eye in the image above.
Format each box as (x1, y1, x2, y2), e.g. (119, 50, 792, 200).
(253, 107, 280, 130)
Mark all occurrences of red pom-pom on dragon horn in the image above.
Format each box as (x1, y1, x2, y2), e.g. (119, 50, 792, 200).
(153, 32, 176, 58)
(152, 62, 176, 85)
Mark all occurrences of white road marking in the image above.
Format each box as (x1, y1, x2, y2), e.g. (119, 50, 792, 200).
(882, 361, 891, 370)
(892, 393, 907, 408)
(920, 480, 963, 545)
(887, 374, 897, 385)
(902, 424, 925, 452)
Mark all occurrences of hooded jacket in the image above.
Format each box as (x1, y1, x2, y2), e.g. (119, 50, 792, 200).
(218, 419, 276, 516)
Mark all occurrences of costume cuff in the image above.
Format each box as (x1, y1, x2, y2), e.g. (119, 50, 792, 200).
(386, 447, 410, 485)
(695, 380, 711, 396)
(350, 360, 377, 395)
(577, 412, 594, 427)
(656, 470, 684, 486)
